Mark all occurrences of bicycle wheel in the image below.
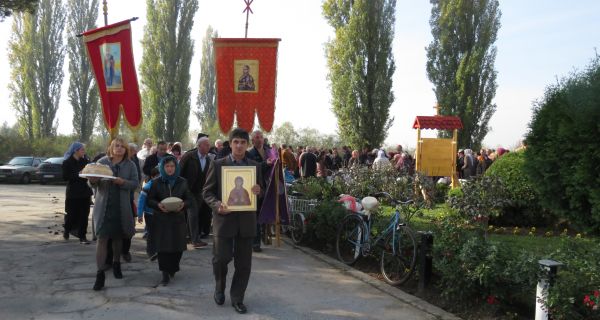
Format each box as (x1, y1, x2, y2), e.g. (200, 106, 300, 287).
(290, 213, 304, 244)
(380, 225, 417, 285)
(336, 214, 365, 265)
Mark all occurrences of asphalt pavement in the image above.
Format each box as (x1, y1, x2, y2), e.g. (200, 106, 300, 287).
(0, 184, 460, 320)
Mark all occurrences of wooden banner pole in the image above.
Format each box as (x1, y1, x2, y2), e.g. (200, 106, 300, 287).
(275, 159, 281, 247)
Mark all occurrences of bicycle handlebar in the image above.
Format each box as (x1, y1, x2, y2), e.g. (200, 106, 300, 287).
(371, 192, 413, 206)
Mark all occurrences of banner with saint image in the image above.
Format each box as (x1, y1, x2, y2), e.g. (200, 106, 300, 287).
(213, 38, 280, 133)
(82, 20, 142, 135)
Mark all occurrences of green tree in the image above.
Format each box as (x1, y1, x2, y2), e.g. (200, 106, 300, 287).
(195, 25, 218, 132)
(426, 0, 501, 150)
(1, 0, 39, 21)
(323, 0, 396, 149)
(524, 56, 600, 233)
(268, 121, 299, 146)
(66, 0, 98, 142)
(140, 0, 198, 142)
(8, 0, 66, 139)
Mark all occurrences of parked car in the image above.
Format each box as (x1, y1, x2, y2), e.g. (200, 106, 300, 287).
(38, 157, 66, 184)
(0, 156, 45, 184)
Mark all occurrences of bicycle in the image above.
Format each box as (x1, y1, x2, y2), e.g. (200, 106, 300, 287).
(335, 192, 418, 285)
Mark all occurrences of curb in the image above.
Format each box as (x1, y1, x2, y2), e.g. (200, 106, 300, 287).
(281, 238, 462, 320)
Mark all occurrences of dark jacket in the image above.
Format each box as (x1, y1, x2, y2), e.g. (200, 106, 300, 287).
(142, 153, 163, 177)
(179, 149, 212, 202)
(62, 155, 93, 199)
(300, 152, 317, 177)
(203, 156, 262, 238)
(147, 176, 194, 252)
(247, 145, 271, 186)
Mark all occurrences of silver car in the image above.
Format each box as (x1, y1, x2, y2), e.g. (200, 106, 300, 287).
(0, 156, 45, 184)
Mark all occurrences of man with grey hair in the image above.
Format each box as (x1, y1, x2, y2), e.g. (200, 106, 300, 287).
(247, 130, 273, 252)
(180, 136, 215, 248)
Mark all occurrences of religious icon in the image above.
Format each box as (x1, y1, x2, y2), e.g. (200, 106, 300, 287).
(234, 59, 259, 93)
(221, 166, 256, 211)
(100, 43, 123, 91)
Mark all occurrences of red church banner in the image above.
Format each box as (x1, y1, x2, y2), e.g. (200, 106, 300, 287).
(213, 38, 280, 133)
(82, 20, 142, 135)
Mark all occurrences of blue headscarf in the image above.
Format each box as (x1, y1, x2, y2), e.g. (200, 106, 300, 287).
(158, 155, 180, 187)
(64, 142, 84, 160)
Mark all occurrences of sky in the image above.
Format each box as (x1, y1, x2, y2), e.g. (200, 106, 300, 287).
(1, 0, 599, 149)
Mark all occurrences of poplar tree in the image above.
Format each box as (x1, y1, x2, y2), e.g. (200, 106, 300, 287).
(8, 0, 66, 139)
(67, 0, 99, 142)
(426, 0, 501, 149)
(195, 25, 218, 133)
(140, 0, 198, 142)
(323, 0, 396, 149)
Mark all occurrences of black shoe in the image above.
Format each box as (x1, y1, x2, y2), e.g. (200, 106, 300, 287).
(112, 262, 123, 279)
(122, 253, 132, 263)
(93, 271, 105, 291)
(63, 230, 69, 241)
(161, 272, 170, 286)
(79, 238, 91, 245)
(214, 291, 225, 305)
(253, 246, 262, 253)
(232, 302, 247, 314)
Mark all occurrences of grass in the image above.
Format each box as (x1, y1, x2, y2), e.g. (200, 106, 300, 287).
(375, 203, 598, 255)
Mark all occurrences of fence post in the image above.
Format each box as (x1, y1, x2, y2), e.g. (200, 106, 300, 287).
(417, 231, 433, 293)
(535, 259, 562, 320)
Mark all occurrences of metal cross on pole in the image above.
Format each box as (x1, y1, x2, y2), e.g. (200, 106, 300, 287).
(243, 0, 254, 38)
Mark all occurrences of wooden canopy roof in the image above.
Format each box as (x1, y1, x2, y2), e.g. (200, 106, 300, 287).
(412, 116, 463, 130)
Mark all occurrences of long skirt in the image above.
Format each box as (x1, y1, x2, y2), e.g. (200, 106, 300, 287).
(65, 198, 91, 239)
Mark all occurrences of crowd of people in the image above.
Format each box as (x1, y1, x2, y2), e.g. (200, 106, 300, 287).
(60, 128, 512, 314)
(61, 129, 263, 314)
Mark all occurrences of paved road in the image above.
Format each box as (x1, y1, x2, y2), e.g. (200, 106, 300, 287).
(0, 184, 458, 320)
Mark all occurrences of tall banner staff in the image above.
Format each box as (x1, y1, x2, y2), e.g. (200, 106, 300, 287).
(213, 1, 284, 246)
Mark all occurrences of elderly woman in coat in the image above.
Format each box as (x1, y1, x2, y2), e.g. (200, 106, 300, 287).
(147, 155, 193, 286)
(88, 137, 139, 291)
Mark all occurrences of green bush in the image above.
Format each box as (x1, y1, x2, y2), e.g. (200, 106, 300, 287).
(305, 200, 348, 251)
(524, 56, 600, 233)
(447, 175, 509, 225)
(545, 237, 600, 319)
(433, 213, 540, 308)
(485, 152, 553, 226)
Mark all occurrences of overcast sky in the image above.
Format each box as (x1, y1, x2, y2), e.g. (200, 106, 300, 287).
(1, 0, 599, 149)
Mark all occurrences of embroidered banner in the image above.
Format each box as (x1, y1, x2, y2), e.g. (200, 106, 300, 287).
(82, 20, 142, 135)
(213, 38, 280, 133)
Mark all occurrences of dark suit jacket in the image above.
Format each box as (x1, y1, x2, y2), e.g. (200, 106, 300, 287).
(179, 149, 212, 203)
(202, 156, 262, 238)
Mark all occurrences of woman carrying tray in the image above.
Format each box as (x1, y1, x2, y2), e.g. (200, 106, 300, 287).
(87, 137, 139, 291)
(146, 155, 193, 286)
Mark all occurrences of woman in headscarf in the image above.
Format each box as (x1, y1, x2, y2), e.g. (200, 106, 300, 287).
(372, 149, 392, 170)
(62, 142, 93, 244)
(147, 156, 193, 286)
(88, 137, 139, 291)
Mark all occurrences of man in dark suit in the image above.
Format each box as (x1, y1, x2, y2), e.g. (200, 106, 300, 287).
(142, 141, 168, 177)
(246, 130, 273, 252)
(203, 128, 262, 314)
(180, 136, 214, 248)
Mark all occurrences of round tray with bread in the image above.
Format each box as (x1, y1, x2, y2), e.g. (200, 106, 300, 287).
(79, 163, 115, 180)
(161, 197, 183, 212)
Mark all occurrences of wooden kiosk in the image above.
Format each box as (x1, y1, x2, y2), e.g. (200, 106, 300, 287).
(412, 115, 463, 188)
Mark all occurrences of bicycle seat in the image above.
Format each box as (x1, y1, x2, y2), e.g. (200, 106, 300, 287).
(361, 196, 379, 213)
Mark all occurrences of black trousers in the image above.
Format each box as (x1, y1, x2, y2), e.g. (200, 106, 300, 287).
(198, 202, 212, 236)
(64, 198, 90, 239)
(144, 213, 156, 256)
(213, 235, 253, 304)
(158, 252, 183, 273)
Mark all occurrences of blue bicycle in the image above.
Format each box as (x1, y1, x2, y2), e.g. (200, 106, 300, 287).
(335, 192, 418, 285)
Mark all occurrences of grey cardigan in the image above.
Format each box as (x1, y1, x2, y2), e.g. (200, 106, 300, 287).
(91, 156, 139, 237)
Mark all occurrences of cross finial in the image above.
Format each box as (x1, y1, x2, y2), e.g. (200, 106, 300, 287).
(243, 0, 254, 38)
